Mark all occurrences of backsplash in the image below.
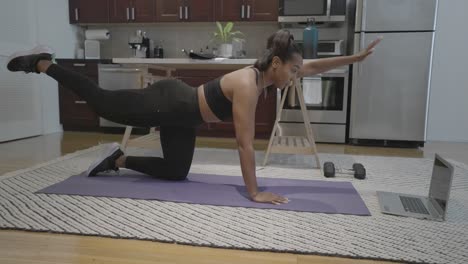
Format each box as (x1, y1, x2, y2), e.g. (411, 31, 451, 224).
(86, 22, 348, 59)
(88, 22, 279, 59)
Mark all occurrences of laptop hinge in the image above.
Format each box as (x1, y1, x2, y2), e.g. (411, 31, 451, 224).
(428, 197, 445, 218)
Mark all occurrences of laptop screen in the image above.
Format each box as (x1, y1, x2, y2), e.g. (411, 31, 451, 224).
(428, 156, 453, 212)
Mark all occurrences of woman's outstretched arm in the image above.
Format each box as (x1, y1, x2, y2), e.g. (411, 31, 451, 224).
(299, 37, 382, 77)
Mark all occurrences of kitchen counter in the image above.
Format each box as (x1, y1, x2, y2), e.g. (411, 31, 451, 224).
(112, 58, 349, 73)
(112, 58, 257, 70)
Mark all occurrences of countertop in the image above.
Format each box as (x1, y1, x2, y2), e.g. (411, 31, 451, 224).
(112, 58, 257, 70)
(112, 58, 349, 73)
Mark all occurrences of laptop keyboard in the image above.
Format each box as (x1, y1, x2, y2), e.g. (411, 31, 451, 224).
(400, 196, 430, 215)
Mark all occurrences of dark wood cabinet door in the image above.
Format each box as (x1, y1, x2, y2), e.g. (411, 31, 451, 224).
(156, 0, 184, 22)
(109, 0, 132, 23)
(247, 0, 278, 21)
(59, 85, 100, 130)
(69, 0, 110, 24)
(132, 0, 156, 22)
(254, 87, 276, 137)
(214, 0, 244, 21)
(57, 60, 100, 130)
(186, 0, 214, 22)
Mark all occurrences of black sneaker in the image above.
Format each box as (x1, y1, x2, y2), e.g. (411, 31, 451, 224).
(87, 143, 124, 177)
(7, 45, 54, 74)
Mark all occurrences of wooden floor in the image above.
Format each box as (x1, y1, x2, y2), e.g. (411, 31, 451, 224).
(1, 132, 467, 264)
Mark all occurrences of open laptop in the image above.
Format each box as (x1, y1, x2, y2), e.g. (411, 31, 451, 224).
(377, 154, 454, 221)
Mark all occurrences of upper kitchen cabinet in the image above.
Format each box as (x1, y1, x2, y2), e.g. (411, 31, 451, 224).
(186, 0, 215, 22)
(69, 0, 110, 24)
(214, 0, 244, 21)
(109, 0, 155, 23)
(248, 0, 278, 21)
(215, 0, 278, 22)
(156, 0, 214, 22)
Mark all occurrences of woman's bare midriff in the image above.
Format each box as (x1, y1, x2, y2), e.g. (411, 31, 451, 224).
(197, 84, 222, 123)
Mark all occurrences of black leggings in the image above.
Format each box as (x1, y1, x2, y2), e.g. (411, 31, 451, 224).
(46, 64, 204, 181)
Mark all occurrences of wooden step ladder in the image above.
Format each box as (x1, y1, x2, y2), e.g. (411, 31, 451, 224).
(263, 78, 321, 170)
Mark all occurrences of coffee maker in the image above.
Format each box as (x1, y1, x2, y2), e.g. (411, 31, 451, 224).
(129, 30, 151, 58)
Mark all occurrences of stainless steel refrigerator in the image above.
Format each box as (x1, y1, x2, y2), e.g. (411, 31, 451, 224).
(349, 0, 438, 146)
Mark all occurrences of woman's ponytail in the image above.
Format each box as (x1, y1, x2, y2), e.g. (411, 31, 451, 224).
(254, 29, 301, 71)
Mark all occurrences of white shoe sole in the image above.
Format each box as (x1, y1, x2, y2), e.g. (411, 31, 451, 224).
(86, 142, 121, 176)
(6, 45, 55, 69)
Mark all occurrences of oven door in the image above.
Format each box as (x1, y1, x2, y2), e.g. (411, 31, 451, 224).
(277, 67, 349, 143)
(281, 70, 348, 124)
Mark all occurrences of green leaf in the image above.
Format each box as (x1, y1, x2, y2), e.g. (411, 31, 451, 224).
(230, 31, 245, 37)
(216, 21, 225, 42)
(224, 22, 234, 36)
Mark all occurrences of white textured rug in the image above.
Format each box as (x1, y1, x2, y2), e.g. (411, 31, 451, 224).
(1, 145, 468, 264)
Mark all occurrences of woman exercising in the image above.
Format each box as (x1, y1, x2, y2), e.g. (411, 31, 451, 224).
(7, 29, 380, 205)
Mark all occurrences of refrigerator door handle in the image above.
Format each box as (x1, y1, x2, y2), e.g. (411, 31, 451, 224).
(359, 32, 365, 75)
(361, 0, 367, 32)
(326, 0, 332, 17)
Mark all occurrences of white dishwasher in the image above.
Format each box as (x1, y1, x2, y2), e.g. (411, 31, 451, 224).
(98, 64, 145, 127)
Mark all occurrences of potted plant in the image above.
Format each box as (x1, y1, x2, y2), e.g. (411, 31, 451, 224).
(212, 21, 244, 58)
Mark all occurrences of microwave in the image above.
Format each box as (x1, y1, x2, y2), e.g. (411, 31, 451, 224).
(294, 40, 345, 57)
(279, 0, 347, 23)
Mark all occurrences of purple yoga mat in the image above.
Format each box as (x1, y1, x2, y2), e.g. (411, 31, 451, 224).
(37, 170, 370, 215)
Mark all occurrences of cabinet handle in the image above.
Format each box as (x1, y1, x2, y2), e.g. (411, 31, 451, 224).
(241, 5, 245, 19)
(179, 6, 183, 20)
(132, 7, 135, 21)
(247, 5, 251, 19)
(73, 63, 86, 67)
(126, 7, 130, 21)
(75, 8, 79, 21)
(185, 6, 188, 20)
(75, 101, 87, 104)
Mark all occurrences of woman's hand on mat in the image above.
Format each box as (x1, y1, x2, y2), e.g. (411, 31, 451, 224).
(252, 192, 289, 205)
(355, 36, 383, 62)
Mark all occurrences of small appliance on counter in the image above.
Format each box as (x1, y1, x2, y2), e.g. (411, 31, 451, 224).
(84, 29, 110, 59)
(128, 30, 152, 58)
(181, 49, 216, 60)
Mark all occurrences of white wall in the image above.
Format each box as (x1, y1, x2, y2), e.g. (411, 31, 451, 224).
(427, 0, 468, 142)
(35, 0, 81, 134)
(0, 0, 44, 142)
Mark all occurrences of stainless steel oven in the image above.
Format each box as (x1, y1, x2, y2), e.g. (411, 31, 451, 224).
(279, 0, 347, 23)
(277, 65, 349, 143)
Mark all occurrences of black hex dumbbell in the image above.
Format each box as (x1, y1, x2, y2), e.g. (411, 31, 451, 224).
(323, 162, 366, 180)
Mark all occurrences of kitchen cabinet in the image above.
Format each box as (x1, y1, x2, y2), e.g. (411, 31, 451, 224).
(110, 0, 155, 23)
(174, 69, 276, 139)
(156, 0, 214, 22)
(215, 0, 278, 22)
(69, 0, 276, 24)
(57, 60, 100, 131)
(69, 0, 110, 24)
(248, 0, 279, 21)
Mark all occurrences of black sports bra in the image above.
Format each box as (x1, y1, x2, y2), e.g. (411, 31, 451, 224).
(203, 67, 259, 121)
